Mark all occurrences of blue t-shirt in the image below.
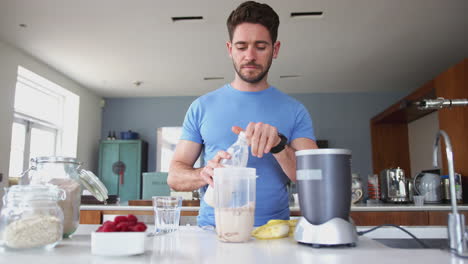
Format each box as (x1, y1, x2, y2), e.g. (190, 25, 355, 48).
(181, 84, 315, 227)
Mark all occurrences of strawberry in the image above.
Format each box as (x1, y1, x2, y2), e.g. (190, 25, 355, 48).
(114, 215, 128, 224)
(127, 214, 138, 224)
(116, 221, 131, 232)
(101, 224, 117, 232)
(102, 220, 115, 226)
(96, 216, 147, 232)
(135, 222, 146, 227)
(103, 221, 116, 228)
(132, 223, 147, 232)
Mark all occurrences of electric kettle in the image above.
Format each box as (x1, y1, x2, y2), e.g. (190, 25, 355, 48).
(413, 172, 442, 203)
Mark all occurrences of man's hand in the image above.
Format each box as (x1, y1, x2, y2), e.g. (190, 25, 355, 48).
(232, 122, 281, 158)
(200, 150, 231, 187)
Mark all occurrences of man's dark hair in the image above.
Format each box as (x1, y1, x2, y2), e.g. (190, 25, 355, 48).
(226, 1, 280, 43)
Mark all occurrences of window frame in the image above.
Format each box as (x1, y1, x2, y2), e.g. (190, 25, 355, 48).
(8, 66, 79, 178)
(9, 114, 59, 177)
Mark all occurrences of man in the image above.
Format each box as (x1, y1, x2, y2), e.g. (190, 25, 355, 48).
(167, 1, 318, 227)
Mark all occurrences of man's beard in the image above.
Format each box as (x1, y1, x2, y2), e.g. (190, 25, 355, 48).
(233, 56, 273, 84)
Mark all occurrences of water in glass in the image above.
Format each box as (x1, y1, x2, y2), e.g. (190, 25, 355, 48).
(153, 196, 182, 234)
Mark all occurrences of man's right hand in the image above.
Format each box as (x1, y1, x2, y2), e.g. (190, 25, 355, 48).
(200, 150, 231, 187)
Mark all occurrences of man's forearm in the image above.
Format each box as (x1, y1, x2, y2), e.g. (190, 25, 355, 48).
(167, 161, 206, 191)
(273, 145, 297, 182)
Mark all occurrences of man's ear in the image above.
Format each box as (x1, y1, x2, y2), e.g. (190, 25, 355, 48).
(226, 41, 233, 58)
(273, 41, 281, 59)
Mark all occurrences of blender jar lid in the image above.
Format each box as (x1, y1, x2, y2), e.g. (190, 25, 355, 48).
(79, 170, 109, 202)
(33, 156, 81, 164)
(296, 149, 351, 156)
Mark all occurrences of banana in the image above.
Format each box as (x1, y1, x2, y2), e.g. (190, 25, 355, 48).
(252, 222, 289, 240)
(252, 219, 299, 240)
(288, 219, 298, 227)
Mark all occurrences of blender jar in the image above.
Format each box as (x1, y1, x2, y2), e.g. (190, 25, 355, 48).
(0, 185, 66, 250)
(20, 156, 108, 237)
(214, 167, 256, 243)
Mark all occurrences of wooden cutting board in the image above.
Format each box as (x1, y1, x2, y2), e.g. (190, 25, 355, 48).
(128, 200, 200, 206)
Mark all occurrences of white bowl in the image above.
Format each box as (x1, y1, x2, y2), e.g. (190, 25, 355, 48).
(91, 231, 146, 256)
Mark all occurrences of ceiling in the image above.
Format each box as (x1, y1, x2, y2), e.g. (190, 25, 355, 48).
(0, 0, 466, 97)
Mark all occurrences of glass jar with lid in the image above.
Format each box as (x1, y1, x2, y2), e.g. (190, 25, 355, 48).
(20, 156, 108, 238)
(0, 185, 66, 250)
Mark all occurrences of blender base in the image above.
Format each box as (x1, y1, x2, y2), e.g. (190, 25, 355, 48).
(294, 217, 358, 247)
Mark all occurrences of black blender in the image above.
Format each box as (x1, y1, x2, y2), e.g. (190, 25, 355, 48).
(294, 149, 358, 247)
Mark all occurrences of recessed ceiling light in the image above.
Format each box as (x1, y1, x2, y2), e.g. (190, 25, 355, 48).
(203, 77, 224, 80)
(280, 75, 301, 79)
(290, 12, 323, 18)
(171, 16, 203, 22)
(19, 24, 27, 28)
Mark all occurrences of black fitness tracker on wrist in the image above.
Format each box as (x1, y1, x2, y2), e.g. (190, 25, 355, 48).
(270, 133, 287, 154)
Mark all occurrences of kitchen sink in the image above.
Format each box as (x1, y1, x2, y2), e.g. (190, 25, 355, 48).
(358, 226, 450, 249)
(373, 238, 449, 249)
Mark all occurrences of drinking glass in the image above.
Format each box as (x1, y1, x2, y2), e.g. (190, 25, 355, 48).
(152, 196, 182, 234)
(413, 195, 425, 206)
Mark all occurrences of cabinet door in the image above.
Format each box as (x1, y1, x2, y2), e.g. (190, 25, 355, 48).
(428, 211, 468, 225)
(119, 142, 141, 201)
(350, 211, 429, 226)
(99, 143, 119, 195)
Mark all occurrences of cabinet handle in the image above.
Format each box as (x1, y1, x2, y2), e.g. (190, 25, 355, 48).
(112, 161, 126, 185)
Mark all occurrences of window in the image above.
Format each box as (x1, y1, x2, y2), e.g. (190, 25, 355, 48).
(8, 66, 80, 178)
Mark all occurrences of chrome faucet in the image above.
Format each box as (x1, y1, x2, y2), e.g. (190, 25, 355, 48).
(433, 130, 467, 256)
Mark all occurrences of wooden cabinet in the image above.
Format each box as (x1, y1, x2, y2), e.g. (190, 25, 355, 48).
(80, 210, 102, 224)
(80, 208, 466, 226)
(350, 211, 428, 226)
(428, 211, 468, 225)
(98, 140, 148, 201)
(370, 59, 468, 202)
(80, 209, 196, 224)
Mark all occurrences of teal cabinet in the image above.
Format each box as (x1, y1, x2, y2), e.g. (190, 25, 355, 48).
(98, 140, 148, 201)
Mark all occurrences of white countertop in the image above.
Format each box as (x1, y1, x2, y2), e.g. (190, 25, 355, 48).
(81, 202, 468, 212)
(0, 225, 466, 264)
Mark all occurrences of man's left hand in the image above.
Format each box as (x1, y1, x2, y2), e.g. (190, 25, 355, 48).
(232, 122, 281, 158)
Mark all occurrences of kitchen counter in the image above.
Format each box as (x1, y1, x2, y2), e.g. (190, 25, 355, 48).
(0, 225, 465, 264)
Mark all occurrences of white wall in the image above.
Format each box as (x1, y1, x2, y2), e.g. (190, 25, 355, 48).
(408, 111, 440, 178)
(0, 40, 102, 202)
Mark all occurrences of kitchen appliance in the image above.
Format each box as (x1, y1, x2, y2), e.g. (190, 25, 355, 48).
(379, 167, 409, 203)
(294, 149, 357, 247)
(413, 172, 442, 203)
(214, 167, 256, 243)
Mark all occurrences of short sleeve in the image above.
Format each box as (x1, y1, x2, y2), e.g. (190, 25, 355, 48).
(290, 104, 316, 141)
(181, 99, 203, 144)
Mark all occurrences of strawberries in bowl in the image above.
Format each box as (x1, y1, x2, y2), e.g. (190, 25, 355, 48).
(96, 214, 147, 232)
(91, 215, 148, 256)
